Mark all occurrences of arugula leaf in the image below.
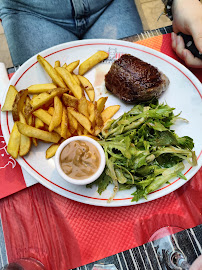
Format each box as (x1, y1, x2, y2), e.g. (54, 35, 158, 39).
(90, 100, 197, 202)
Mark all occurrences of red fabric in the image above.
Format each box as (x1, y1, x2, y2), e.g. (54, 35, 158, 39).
(0, 34, 202, 270)
(1, 168, 202, 269)
(0, 112, 26, 199)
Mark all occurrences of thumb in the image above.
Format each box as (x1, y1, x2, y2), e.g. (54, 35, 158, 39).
(190, 26, 202, 53)
(172, 21, 181, 34)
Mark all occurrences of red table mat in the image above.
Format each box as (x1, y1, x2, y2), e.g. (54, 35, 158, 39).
(0, 33, 202, 270)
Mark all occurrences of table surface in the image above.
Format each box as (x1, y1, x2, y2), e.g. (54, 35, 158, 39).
(0, 26, 202, 270)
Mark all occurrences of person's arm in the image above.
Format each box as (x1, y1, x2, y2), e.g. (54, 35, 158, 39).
(164, 0, 202, 68)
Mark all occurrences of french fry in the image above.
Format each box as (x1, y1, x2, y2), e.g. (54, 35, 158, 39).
(87, 101, 96, 127)
(94, 102, 103, 128)
(19, 112, 32, 156)
(101, 105, 120, 122)
(77, 75, 95, 102)
(49, 96, 63, 132)
(32, 138, 38, 147)
(24, 96, 33, 126)
(24, 88, 67, 116)
(12, 89, 28, 121)
(78, 96, 89, 118)
(67, 110, 78, 134)
(72, 74, 81, 86)
(37, 55, 66, 88)
(7, 122, 21, 159)
(33, 109, 61, 135)
(35, 117, 44, 129)
(61, 107, 71, 139)
(2, 85, 18, 111)
(67, 107, 93, 134)
(79, 51, 108, 75)
(54, 61, 60, 68)
(77, 123, 84, 136)
(27, 83, 57, 94)
(66, 60, 80, 73)
(62, 63, 68, 68)
(46, 143, 60, 159)
(84, 134, 100, 141)
(55, 67, 83, 99)
(17, 122, 61, 143)
(47, 107, 54, 115)
(97, 97, 108, 113)
(62, 93, 78, 109)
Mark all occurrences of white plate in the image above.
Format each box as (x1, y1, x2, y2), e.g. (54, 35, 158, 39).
(1, 39, 202, 207)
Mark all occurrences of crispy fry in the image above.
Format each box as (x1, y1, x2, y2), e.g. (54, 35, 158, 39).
(83, 134, 100, 141)
(87, 101, 96, 127)
(72, 74, 81, 86)
(32, 138, 38, 147)
(19, 112, 32, 156)
(54, 61, 60, 68)
(47, 107, 54, 115)
(24, 88, 67, 116)
(33, 109, 61, 135)
(24, 96, 33, 126)
(78, 96, 89, 118)
(17, 122, 61, 143)
(12, 89, 28, 121)
(46, 143, 60, 159)
(55, 67, 83, 99)
(37, 55, 66, 88)
(101, 105, 120, 122)
(67, 107, 93, 134)
(66, 60, 80, 73)
(77, 123, 84, 136)
(67, 110, 78, 134)
(79, 51, 108, 75)
(2, 85, 18, 111)
(7, 122, 21, 159)
(62, 93, 78, 109)
(49, 96, 63, 132)
(61, 106, 71, 139)
(62, 63, 68, 68)
(77, 75, 95, 102)
(27, 83, 57, 94)
(94, 102, 103, 128)
(97, 97, 108, 113)
(35, 117, 44, 129)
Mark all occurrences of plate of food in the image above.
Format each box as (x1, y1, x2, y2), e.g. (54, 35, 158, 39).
(1, 39, 202, 207)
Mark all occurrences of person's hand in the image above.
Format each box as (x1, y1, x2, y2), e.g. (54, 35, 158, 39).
(190, 255, 202, 270)
(171, 0, 202, 68)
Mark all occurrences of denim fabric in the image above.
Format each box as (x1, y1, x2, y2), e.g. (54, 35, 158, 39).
(0, 0, 143, 66)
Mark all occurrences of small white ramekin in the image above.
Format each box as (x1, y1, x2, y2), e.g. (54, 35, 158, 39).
(55, 136, 106, 185)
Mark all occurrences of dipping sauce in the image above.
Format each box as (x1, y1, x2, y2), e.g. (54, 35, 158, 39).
(60, 140, 101, 180)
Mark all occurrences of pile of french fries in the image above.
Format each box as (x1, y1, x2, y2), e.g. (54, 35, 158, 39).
(2, 51, 120, 159)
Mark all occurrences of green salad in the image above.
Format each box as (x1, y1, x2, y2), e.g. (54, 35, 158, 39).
(87, 99, 197, 202)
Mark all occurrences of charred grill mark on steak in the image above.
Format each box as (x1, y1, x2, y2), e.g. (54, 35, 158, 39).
(105, 54, 170, 103)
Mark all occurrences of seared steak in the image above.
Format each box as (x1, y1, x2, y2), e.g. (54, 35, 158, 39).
(105, 54, 169, 103)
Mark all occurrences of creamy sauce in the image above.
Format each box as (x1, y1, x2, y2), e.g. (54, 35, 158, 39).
(60, 140, 101, 180)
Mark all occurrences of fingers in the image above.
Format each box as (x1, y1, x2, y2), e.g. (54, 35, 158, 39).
(190, 29, 202, 53)
(171, 32, 202, 68)
(171, 33, 185, 58)
(182, 49, 202, 68)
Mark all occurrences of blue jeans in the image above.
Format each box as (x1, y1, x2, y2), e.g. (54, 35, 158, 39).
(0, 0, 143, 66)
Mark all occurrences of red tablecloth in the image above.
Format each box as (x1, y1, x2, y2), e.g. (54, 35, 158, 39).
(0, 33, 202, 270)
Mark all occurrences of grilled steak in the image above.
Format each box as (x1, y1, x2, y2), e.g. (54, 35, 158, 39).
(105, 54, 169, 103)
